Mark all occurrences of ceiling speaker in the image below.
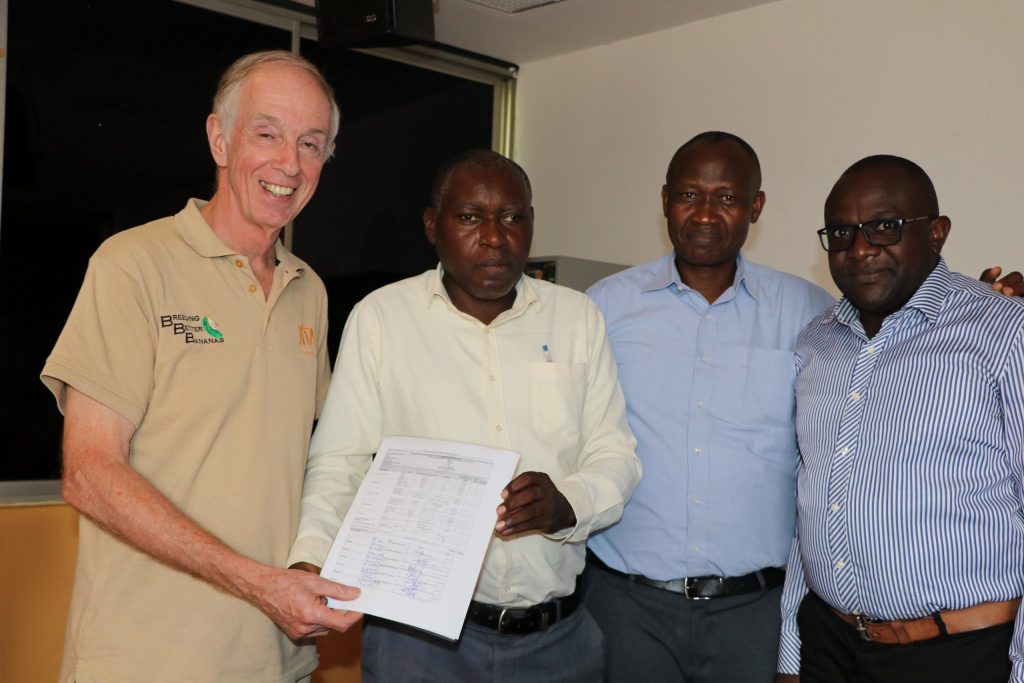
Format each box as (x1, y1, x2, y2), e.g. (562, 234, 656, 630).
(317, 0, 435, 48)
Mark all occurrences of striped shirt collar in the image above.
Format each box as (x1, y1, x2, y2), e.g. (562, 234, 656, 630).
(639, 252, 758, 302)
(830, 256, 951, 330)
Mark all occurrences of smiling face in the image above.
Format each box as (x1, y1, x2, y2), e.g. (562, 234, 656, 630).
(207, 62, 333, 235)
(423, 160, 534, 324)
(662, 140, 765, 280)
(825, 163, 950, 336)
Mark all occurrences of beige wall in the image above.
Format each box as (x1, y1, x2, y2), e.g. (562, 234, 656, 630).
(0, 504, 360, 683)
(515, 0, 1024, 294)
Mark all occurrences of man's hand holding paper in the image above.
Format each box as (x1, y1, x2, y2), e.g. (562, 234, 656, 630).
(495, 471, 577, 536)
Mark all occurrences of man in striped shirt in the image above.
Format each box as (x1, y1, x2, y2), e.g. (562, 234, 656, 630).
(778, 155, 1024, 682)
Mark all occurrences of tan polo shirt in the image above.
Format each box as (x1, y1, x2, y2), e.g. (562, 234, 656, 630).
(41, 200, 331, 683)
(288, 268, 641, 607)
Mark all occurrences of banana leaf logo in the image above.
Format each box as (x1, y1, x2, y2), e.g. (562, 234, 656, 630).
(202, 316, 224, 339)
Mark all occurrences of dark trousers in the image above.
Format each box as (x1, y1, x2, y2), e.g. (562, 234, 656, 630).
(361, 607, 605, 683)
(798, 592, 1013, 683)
(583, 563, 782, 683)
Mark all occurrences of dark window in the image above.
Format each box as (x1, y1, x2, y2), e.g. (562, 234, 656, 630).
(1, 0, 494, 481)
(295, 41, 493, 359)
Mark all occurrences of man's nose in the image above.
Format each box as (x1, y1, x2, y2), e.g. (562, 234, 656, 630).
(274, 141, 301, 176)
(694, 198, 716, 223)
(479, 217, 507, 246)
(847, 225, 880, 260)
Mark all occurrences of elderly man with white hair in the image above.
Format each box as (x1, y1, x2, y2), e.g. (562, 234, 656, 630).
(41, 51, 360, 683)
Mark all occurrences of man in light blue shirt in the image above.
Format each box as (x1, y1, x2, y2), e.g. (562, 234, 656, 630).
(778, 155, 1024, 682)
(584, 132, 834, 682)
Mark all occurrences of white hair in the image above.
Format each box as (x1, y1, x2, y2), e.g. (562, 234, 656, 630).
(212, 50, 341, 159)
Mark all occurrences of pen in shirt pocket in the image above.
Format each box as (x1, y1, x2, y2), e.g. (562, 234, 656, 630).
(541, 344, 553, 362)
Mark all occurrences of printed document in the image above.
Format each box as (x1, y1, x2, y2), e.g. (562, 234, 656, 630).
(320, 435, 520, 640)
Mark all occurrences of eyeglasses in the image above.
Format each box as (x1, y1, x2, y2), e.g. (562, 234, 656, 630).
(817, 216, 936, 252)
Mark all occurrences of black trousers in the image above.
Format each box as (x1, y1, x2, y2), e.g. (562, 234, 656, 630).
(798, 592, 1013, 683)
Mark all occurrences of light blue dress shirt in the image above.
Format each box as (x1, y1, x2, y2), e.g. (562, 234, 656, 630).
(778, 259, 1024, 677)
(587, 253, 834, 580)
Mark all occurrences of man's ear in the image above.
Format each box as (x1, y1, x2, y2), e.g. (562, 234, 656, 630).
(661, 185, 670, 218)
(423, 208, 437, 245)
(930, 216, 952, 254)
(750, 190, 766, 224)
(206, 114, 228, 168)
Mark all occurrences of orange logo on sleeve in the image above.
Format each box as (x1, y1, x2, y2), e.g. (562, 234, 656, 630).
(298, 325, 316, 357)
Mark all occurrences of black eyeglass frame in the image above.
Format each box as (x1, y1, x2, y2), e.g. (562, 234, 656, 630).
(816, 215, 937, 253)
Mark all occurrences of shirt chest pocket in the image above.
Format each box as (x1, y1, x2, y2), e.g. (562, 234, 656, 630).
(715, 345, 797, 433)
(529, 362, 585, 445)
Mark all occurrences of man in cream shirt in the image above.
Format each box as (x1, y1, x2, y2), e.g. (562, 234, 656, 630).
(288, 149, 641, 682)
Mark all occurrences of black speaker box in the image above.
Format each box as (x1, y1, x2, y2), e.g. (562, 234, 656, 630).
(317, 0, 435, 48)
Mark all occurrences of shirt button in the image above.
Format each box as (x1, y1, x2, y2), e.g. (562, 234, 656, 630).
(693, 447, 702, 454)
(705, 314, 713, 320)
(835, 559, 846, 569)
(840, 447, 850, 456)
(496, 425, 503, 432)
(234, 258, 244, 268)
(867, 345, 877, 354)
(695, 400, 704, 409)
(849, 391, 862, 402)
(247, 284, 258, 293)
(489, 374, 496, 382)
(701, 355, 710, 364)
(692, 545, 701, 553)
(692, 497, 701, 504)
(830, 503, 840, 512)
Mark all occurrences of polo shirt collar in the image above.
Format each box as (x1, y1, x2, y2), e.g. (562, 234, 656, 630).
(831, 256, 951, 329)
(273, 240, 306, 277)
(177, 199, 233, 258)
(641, 252, 757, 301)
(176, 198, 306, 276)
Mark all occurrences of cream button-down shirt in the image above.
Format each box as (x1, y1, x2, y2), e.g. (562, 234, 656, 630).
(289, 267, 641, 606)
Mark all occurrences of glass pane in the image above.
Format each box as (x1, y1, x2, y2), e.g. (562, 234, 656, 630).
(295, 40, 494, 361)
(1, 0, 290, 480)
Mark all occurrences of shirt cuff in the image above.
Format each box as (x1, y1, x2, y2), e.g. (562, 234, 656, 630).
(777, 627, 801, 675)
(547, 479, 591, 543)
(286, 537, 332, 570)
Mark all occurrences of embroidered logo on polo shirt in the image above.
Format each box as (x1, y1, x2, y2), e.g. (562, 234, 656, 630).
(160, 313, 226, 345)
(298, 325, 316, 357)
(202, 316, 224, 339)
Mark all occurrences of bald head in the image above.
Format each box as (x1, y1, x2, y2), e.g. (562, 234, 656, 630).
(829, 155, 938, 217)
(429, 149, 532, 212)
(667, 132, 762, 193)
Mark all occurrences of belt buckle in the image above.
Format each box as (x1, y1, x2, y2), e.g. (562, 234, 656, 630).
(496, 607, 549, 635)
(683, 577, 711, 601)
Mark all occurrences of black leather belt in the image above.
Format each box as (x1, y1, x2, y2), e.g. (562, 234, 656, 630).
(587, 550, 784, 600)
(466, 584, 581, 636)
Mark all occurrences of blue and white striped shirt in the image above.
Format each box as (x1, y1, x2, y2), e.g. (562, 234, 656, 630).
(778, 258, 1024, 676)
